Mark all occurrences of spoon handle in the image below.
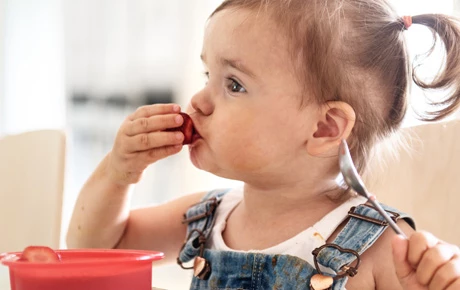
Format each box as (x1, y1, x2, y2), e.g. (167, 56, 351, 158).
(367, 196, 407, 239)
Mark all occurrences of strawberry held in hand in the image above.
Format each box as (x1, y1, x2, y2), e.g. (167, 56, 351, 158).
(166, 112, 198, 145)
(20, 246, 61, 262)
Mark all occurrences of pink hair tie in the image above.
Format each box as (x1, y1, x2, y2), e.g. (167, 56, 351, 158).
(402, 16, 413, 30)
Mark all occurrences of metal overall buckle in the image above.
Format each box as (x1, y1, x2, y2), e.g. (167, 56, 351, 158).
(176, 229, 212, 280)
(310, 243, 361, 290)
(177, 198, 219, 280)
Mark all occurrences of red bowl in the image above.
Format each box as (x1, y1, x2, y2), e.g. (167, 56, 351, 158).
(0, 249, 164, 290)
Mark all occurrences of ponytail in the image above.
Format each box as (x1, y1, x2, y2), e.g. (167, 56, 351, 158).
(410, 14, 460, 121)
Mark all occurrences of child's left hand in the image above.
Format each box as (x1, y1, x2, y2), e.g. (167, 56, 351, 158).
(392, 231, 460, 289)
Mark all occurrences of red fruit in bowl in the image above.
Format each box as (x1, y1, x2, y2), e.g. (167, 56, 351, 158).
(19, 246, 61, 262)
(166, 112, 196, 145)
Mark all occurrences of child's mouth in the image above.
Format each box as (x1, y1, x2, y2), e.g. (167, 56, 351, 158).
(191, 129, 202, 144)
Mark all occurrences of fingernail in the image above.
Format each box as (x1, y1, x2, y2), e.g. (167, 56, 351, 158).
(173, 105, 180, 112)
(175, 132, 183, 140)
(175, 115, 182, 124)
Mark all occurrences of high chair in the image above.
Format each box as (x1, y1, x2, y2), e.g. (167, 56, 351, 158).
(366, 119, 460, 245)
(0, 130, 66, 253)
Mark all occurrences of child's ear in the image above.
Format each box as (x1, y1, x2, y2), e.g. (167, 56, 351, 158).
(307, 101, 356, 156)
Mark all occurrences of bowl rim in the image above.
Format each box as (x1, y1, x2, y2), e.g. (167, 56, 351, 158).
(0, 249, 164, 266)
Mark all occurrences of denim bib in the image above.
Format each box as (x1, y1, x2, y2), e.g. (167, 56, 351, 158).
(177, 189, 415, 290)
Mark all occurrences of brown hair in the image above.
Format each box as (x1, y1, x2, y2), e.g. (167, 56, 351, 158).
(211, 0, 460, 174)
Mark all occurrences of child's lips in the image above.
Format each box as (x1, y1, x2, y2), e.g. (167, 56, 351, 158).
(190, 114, 203, 145)
(191, 132, 202, 144)
(190, 123, 203, 144)
(187, 112, 203, 146)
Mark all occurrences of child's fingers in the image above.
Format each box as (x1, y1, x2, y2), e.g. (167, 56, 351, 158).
(128, 104, 181, 121)
(124, 114, 183, 136)
(446, 277, 460, 290)
(126, 131, 184, 152)
(143, 144, 184, 163)
(408, 231, 439, 267)
(392, 235, 413, 281)
(428, 255, 460, 290)
(416, 243, 459, 285)
(447, 281, 460, 290)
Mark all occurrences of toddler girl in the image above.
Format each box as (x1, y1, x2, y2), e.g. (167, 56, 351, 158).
(67, 0, 460, 289)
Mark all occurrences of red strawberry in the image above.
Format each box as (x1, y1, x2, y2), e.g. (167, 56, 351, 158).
(166, 112, 195, 145)
(19, 246, 61, 262)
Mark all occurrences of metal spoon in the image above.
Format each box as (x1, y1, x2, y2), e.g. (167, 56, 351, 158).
(339, 139, 407, 239)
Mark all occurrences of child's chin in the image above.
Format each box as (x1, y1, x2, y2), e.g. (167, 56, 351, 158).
(188, 148, 203, 169)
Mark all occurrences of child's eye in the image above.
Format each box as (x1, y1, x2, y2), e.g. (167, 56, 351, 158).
(226, 78, 246, 93)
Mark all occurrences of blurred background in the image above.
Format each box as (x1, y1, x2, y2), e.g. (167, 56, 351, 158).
(0, 0, 459, 288)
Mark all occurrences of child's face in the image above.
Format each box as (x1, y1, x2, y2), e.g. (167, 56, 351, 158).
(188, 8, 319, 184)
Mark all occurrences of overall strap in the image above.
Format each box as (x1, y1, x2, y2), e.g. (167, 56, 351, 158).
(313, 203, 415, 289)
(177, 189, 230, 265)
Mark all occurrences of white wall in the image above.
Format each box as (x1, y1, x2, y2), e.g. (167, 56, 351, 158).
(2, 0, 66, 135)
(0, 0, 5, 135)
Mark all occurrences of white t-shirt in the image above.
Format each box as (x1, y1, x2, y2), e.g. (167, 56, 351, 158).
(206, 187, 367, 269)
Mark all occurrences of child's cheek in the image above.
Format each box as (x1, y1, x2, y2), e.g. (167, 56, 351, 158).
(215, 131, 271, 172)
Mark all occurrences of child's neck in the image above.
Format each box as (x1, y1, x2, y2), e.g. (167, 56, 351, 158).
(242, 181, 342, 222)
(222, 181, 345, 251)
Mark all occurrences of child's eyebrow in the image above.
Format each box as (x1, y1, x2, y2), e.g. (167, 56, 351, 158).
(201, 54, 257, 79)
(220, 58, 257, 79)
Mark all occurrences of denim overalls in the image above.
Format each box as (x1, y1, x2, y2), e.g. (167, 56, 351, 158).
(177, 189, 415, 290)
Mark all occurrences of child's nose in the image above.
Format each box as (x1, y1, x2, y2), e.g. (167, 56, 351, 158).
(190, 88, 214, 116)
